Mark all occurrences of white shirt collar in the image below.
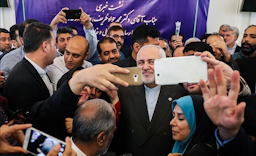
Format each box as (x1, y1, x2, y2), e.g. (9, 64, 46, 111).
(71, 138, 87, 156)
(25, 55, 46, 75)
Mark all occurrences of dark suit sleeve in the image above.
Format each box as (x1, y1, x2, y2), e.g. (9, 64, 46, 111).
(217, 128, 256, 156)
(26, 80, 79, 123)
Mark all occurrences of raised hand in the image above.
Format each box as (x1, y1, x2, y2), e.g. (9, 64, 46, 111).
(78, 7, 91, 29)
(200, 65, 246, 140)
(50, 7, 69, 30)
(69, 64, 129, 95)
(195, 51, 233, 87)
(0, 124, 32, 154)
(47, 137, 77, 156)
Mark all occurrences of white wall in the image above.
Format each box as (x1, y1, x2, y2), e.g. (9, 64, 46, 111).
(1, 0, 256, 45)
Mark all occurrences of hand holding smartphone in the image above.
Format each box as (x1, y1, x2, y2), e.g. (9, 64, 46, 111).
(112, 67, 143, 86)
(155, 56, 208, 85)
(62, 9, 81, 19)
(23, 127, 65, 156)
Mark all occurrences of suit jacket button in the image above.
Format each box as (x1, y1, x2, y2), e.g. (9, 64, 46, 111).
(168, 97, 172, 101)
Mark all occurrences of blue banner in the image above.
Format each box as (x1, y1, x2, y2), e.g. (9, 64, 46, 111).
(15, 0, 210, 46)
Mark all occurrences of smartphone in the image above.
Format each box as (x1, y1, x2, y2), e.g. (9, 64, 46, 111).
(113, 67, 143, 86)
(23, 127, 66, 156)
(62, 9, 81, 19)
(154, 56, 207, 85)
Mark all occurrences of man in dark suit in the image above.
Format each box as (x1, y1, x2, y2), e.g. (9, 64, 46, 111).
(115, 45, 188, 156)
(114, 25, 160, 67)
(3, 22, 130, 141)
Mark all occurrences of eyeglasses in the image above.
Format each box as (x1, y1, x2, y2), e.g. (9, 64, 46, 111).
(171, 40, 182, 43)
(110, 34, 125, 40)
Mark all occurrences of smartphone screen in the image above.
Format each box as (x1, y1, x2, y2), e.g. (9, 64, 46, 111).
(23, 128, 66, 156)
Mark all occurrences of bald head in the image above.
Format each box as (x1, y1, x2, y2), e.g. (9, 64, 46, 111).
(64, 35, 90, 69)
(173, 46, 184, 57)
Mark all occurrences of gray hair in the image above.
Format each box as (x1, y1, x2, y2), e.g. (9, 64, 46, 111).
(184, 37, 201, 46)
(136, 44, 166, 62)
(219, 24, 230, 31)
(72, 99, 115, 144)
(223, 26, 239, 37)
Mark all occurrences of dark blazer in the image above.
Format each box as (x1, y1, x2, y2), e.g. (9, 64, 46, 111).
(235, 45, 241, 53)
(236, 56, 256, 93)
(4, 58, 79, 140)
(113, 56, 136, 67)
(115, 85, 188, 156)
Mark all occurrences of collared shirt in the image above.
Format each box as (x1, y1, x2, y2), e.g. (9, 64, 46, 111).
(144, 85, 161, 121)
(0, 46, 24, 79)
(0, 51, 3, 56)
(47, 56, 92, 91)
(71, 138, 87, 156)
(25, 55, 53, 96)
(227, 44, 237, 55)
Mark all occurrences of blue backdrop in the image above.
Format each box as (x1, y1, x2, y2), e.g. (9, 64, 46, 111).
(15, 0, 210, 46)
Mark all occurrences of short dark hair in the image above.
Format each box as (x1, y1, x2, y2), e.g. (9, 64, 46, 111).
(23, 22, 53, 53)
(245, 25, 256, 31)
(169, 32, 184, 42)
(66, 25, 78, 32)
(0, 28, 9, 34)
(183, 42, 214, 55)
(72, 99, 115, 144)
(200, 34, 212, 42)
(107, 26, 125, 35)
(97, 37, 117, 55)
(18, 19, 39, 37)
(56, 27, 74, 43)
(131, 25, 160, 47)
(9, 24, 19, 40)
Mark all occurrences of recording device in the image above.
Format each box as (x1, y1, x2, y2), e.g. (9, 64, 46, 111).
(113, 67, 143, 86)
(23, 127, 66, 156)
(175, 21, 181, 42)
(62, 9, 81, 19)
(155, 56, 208, 85)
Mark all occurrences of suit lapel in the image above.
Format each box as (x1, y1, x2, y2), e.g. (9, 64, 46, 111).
(22, 58, 50, 96)
(130, 85, 150, 130)
(144, 85, 176, 141)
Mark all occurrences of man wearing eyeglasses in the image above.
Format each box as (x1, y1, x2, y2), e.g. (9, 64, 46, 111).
(169, 32, 184, 52)
(0, 28, 11, 56)
(106, 26, 126, 59)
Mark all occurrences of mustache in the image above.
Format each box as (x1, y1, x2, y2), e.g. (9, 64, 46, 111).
(242, 42, 252, 47)
(116, 41, 122, 45)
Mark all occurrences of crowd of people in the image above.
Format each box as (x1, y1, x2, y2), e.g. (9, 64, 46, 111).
(0, 7, 256, 156)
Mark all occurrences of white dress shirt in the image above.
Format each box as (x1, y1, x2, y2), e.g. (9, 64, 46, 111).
(25, 55, 53, 96)
(144, 85, 161, 121)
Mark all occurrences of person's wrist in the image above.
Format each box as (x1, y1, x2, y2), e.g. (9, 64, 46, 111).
(218, 126, 239, 141)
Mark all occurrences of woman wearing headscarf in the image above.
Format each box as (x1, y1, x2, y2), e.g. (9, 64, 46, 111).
(169, 95, 216, 156)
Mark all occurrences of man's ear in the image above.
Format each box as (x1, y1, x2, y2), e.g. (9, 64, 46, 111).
(42, 41, 48, 52)
(84, 52, 89, 60)
(96, 132, 107, 147)
(234, 35, 238, 41)
(98, 54, 102, 62)
(133, 42, 141, 55)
